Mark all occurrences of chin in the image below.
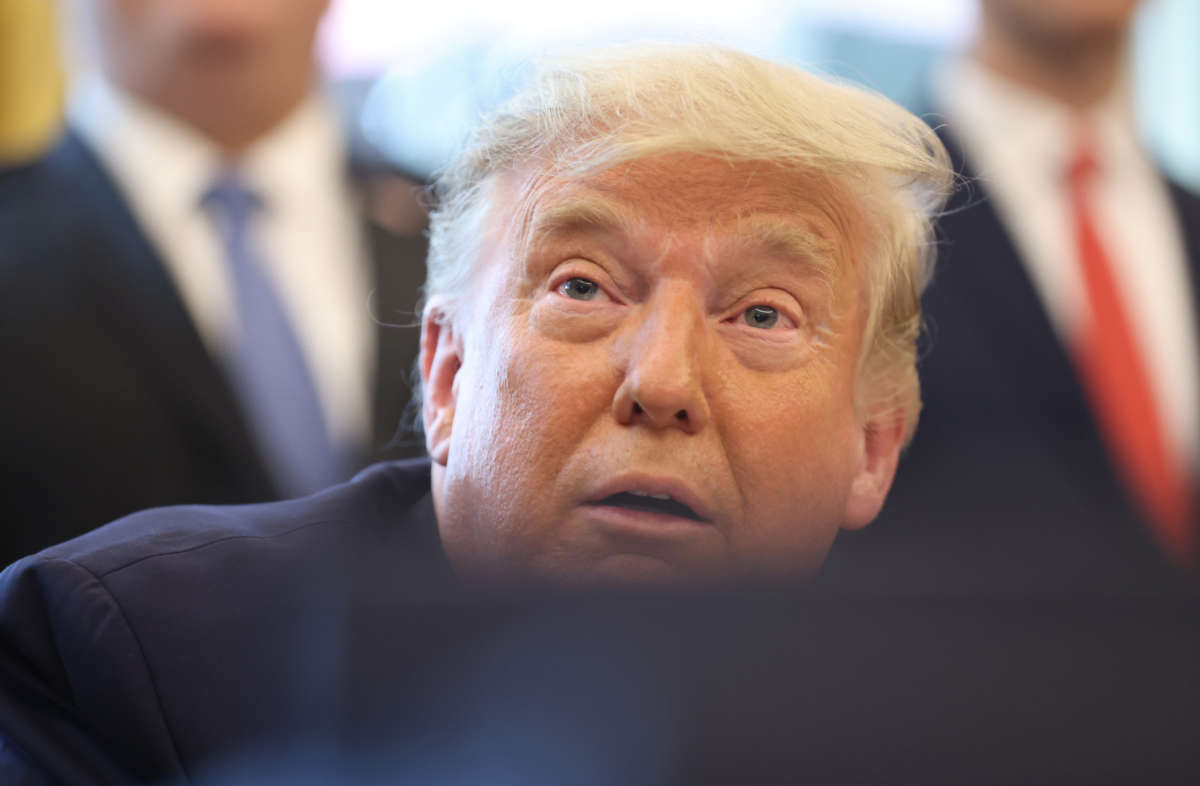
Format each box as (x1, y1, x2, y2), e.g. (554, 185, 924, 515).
(565, 553, 693, 587)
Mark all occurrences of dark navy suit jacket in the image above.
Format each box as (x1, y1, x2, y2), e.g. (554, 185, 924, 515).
(823, 131, 1200, 594)
(0, 131, 429, 565)
(0, 459, 453, 785)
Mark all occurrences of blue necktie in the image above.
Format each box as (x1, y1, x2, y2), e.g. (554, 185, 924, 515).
(202, 172, 349, 496)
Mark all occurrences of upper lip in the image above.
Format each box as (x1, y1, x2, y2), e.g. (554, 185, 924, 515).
(584, 474, 715, 523)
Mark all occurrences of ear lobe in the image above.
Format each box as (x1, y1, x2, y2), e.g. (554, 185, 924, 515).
(420, 309, 463, 467)
(841, 414, 906, 531)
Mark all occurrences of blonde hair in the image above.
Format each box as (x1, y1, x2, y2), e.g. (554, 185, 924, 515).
(423, 43, 952, 443)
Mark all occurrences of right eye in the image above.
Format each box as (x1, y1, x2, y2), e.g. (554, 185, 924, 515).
(559, 277, 601, 301)
(742, 305, 780, 329)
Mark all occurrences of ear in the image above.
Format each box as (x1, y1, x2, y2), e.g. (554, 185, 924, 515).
(841, 413, 906, 531)
(420, 308, 463, 467)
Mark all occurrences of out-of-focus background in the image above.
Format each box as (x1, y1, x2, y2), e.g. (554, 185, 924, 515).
(0, 0, 63, 163)
(4, 0, 1198, 188)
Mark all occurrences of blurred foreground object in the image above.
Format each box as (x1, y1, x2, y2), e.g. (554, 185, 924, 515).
(3, 547, 1199, 785)
(0, 0, 62, 163)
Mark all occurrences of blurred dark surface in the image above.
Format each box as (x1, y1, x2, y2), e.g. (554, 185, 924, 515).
(63, 591, 1200, 785)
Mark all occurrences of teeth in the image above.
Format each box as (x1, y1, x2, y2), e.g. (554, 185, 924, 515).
(630, 491, 672, 500)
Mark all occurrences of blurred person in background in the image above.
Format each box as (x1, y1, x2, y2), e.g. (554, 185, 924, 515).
(0, 0, 429, 565)
(826, 0, 1200, 593)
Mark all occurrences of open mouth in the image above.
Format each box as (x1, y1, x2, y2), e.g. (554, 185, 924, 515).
(591, 491, 706, 522)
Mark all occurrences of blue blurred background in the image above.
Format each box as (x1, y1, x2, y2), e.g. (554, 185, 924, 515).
(312, 0, 1200, 188)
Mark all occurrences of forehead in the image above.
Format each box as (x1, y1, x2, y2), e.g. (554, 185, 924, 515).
(500, 153, 864, 271)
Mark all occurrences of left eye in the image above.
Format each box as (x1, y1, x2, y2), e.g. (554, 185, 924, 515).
(560, 277, 601, 300)
(743, 305, 780, 329)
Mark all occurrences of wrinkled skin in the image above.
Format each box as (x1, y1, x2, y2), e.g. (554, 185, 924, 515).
(423, 154, 906, 585)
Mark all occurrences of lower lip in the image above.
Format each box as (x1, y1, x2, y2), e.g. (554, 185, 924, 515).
(582, 503, 709, 536)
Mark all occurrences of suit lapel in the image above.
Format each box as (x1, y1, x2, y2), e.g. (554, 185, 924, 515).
(1168, 181, 1200, 306)
(55, 131, 279, 496)
(1165, 179, 1200, 481)
(928, 130, 1100, 423)
(63, 130, 434, 482)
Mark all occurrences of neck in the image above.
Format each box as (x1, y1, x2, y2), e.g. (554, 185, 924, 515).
(972, 20, 1128, 110)
(180, 96, 308, 158)
(111, 63, 317, 157)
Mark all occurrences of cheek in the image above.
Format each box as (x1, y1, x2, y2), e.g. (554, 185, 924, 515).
(99, 0, 156, 48)
(452, 312, 618, 517)
(729, 376, 858, 485)
(715, 364, 861, 560)
(450, 334, 621, 572)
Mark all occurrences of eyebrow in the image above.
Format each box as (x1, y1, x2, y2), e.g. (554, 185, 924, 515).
(517, 194, 842, 284)
(724, 214, 842, 284)
(518, 196, 637, 252)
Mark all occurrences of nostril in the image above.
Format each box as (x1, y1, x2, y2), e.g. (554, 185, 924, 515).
(628, 401, 690, 423)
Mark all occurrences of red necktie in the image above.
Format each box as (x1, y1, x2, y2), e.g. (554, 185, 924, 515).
(1066, 139, 1196, 569)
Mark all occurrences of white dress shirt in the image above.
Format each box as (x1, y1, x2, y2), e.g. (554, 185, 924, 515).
(933, 59, 1200, 470)
(70, 77, 374, 454)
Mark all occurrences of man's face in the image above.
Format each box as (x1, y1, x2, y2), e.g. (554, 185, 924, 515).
(89, 0, 329, 112)
(982, 0, 1141, 43)
(423, 154, 904, 584)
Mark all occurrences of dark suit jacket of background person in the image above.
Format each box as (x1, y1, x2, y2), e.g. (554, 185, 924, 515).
(822, 130, 1200, 595)
(4, 459, 1200, 786)
(0, 129, 430, 565)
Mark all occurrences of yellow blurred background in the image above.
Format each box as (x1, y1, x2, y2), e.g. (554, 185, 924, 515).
(0, 0, 62, 163)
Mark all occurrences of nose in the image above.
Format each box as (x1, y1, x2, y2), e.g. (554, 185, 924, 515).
(612, 287, 711, 434)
